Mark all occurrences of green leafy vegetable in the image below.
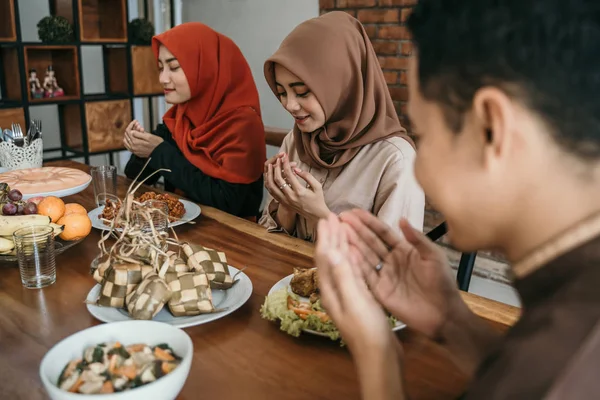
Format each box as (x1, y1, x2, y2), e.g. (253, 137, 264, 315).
(108, 346, 131, 359)
(260, 288, 338, 339)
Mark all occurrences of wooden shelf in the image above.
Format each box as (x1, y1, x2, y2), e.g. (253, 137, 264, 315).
(0, 0, 17, 42)
(51, 0, 75, 25)
(0, 107, 25, 130)
(1, 0, 154, 163)
(104, 46, 129, 94)
(131, 46, 162, 95)
(0, 47, 21, 102)
(78, 0, 127, 43)
(24, 46, 80, 102)
(63, 99, 131, 152)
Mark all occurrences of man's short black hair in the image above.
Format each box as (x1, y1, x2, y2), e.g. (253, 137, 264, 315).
(407, 0, 600, 159)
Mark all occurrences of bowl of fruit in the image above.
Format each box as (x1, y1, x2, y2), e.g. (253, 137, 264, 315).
(0, 183, 93, 262)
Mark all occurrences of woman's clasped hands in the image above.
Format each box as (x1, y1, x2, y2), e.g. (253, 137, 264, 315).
(263, 153, 330, 223)
(123, 120, 164, 158)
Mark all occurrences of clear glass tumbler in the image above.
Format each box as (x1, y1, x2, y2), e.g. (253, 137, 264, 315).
(136, 199, 169, 233)
(13, 225, 56, 289)
(90, 165, 117, 207)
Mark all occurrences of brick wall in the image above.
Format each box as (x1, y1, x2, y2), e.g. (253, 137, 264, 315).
(319, 0, 416, 128)
(320, 0, 512, 285)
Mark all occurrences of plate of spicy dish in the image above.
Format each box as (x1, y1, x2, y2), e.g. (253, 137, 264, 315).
(87, 191, 201, 231)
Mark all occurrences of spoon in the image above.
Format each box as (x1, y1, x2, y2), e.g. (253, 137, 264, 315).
(2, 129, 13, 143)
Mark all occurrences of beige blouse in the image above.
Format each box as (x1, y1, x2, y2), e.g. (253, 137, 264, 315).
(259, 131, 425, 241)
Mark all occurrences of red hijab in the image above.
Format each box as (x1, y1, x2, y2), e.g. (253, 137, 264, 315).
(152, 23, 266, 184)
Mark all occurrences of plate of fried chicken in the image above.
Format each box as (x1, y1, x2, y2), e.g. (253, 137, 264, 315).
(88, 191, 201, 231)
(265, 268, 406, 339)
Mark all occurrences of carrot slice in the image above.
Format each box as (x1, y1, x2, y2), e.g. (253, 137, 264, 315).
(114, 341, 122, 348)
(115, 365, 137, 380)
(126, 343, 145, 353)
(154, 347, 175, 361)
(108, 354, 118, 374)
(100, 381, 114, 393)
(68, 376, 84, 393)
(161, 362, 177, 374)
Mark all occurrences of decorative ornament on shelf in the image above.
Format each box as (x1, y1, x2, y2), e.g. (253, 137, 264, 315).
(29, 69, 44, 99)
(129, 18, 155, 45)
(37, 16, 74, 44)
(43, 65, 64, 98)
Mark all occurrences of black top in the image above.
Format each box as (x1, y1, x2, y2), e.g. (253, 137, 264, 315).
(124, 123, 263, 218)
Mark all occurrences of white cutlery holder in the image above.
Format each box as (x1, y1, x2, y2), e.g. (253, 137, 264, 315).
(0, 138, 43, 170)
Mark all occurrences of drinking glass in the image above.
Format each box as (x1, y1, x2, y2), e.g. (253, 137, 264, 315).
(136, 199, 169, 233)
(91, 165, 117, 207)
(13, 225, 56, 289)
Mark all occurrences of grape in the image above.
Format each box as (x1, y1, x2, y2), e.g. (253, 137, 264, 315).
(2, 203, 17, 215)
(7, 189, 22, 202)
(16, 204, 24, 215)
(23, 202, 38, 215)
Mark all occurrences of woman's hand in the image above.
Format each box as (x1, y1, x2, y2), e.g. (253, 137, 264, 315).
(123, 120, 163, 158)
(264, 153, 329, 223)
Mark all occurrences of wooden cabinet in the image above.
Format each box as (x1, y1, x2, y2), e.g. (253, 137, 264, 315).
(63, 99, 130, 152)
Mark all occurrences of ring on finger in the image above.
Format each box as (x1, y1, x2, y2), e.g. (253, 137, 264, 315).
(374, 262, 383, 273)
(279, 183, 289, 190)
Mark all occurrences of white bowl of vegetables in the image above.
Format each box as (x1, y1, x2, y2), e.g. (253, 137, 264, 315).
(39, 320, 193, 399)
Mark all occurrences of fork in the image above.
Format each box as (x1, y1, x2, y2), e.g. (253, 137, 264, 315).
(31, 119, 43, 142)
(11, 123, 25, 147)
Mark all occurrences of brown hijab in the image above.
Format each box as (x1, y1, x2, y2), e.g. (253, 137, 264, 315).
(264, 11, 413, 169)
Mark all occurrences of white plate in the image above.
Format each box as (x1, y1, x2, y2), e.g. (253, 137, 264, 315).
(88, 199, 201, 230)
(21, 178, 91, 200)
(86, 265, 253, 328)
(269, 274, 406, 337)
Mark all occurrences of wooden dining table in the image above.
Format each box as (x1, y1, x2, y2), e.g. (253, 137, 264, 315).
(0, 161, 520, 399)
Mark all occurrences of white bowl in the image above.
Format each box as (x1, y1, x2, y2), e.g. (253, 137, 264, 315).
(39, 321, 193, 400)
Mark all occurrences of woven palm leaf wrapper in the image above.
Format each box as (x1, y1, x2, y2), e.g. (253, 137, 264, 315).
(182, 243, 238, 290)
(88, 160, 239, 319)
(89, 163, 181, 310)
(126, 271, 172, 319)
(95, 262, 154, 308)
(165, 250, 189, 273)
(164, 269, 218, 316)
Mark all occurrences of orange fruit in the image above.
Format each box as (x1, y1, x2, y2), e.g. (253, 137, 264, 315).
(37, 196, 66, 223)
(57, 213, 92, 241)
(63, 203, 87, 216)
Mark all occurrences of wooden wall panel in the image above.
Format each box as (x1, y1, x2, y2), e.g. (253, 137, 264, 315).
(85, 99, 130, 152)
(132, 46, 163, 95)
(0, 108, 25, 131)
(52, 0, 74, 25)
(0, 0, 16, 41)
(105, 47, 128, 94)
(1, 48, 21, 101)
(62, 104, 83, 150)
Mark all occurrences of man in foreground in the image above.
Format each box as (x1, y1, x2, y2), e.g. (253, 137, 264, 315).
(315, 0, 600, 398)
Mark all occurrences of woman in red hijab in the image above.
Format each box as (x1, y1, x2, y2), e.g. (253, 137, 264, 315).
(124, 22, 266, 219)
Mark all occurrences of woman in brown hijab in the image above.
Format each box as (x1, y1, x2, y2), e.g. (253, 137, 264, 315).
(259, 11, 425, 241)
